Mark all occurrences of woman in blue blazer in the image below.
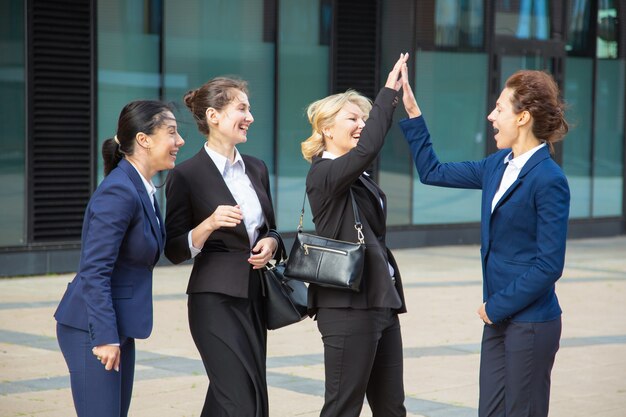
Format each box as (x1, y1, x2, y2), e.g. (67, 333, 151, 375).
(54, 100, 185, 417)
(399, 68, 569, 417)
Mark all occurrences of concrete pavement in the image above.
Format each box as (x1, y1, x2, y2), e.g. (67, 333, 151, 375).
(1, 236, 625, 416)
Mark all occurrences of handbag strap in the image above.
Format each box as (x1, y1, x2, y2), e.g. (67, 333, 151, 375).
(298, 189, 365, 244)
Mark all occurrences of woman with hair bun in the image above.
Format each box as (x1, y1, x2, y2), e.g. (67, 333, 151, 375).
(55, 100, 185, 417)
(164, 76, 279, 417)
(400, 68, 570, 417)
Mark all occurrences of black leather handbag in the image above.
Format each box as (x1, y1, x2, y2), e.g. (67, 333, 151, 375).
(262, 231, 308, 330)
(284, 190, 365, 292)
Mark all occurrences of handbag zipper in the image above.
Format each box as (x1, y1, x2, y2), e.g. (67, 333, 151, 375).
(303, 244, 348, 256)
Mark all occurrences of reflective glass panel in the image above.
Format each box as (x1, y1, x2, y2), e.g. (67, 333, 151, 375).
(276, 0, 330, 231)
(592, 59, 624, 216)
(434, 0, 484, 48)
(97, 0, 161, 184)
(566, 0, 593, 54)
(163, 0, 275, 174)
(597, 0, 619, 58)
(410, 51, 487, 224)
(563, 57, 593, 218)
(0, 0, 26, 245)
(495, 0, 550, 40)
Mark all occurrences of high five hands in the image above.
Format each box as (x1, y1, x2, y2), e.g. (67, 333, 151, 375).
(386, 52, 422, 119)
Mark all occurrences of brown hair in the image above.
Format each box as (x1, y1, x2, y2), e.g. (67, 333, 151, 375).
(505, 70, 568, 152)
(183, 76, 249, 136)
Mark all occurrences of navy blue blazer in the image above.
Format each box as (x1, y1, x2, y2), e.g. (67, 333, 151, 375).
(400, 116, 570, 324)
(55, 159, 164, 346)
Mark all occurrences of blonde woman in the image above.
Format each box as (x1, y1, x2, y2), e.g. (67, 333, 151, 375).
(301, 54, 409, 417)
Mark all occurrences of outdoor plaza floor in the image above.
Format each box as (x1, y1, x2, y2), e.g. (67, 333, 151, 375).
(1, 236, 625, 416)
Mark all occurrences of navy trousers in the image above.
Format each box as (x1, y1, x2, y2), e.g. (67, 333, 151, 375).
(57, 323, 135, 417)
(479, 318, 561, 417)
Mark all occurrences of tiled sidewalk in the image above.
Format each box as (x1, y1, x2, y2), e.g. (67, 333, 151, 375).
(1, 237, 625, 416)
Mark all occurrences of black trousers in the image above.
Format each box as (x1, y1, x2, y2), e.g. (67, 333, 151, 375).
(479, 318, 561, 417)
(188, 271, 268, 417)
(316, 307, 406, 417)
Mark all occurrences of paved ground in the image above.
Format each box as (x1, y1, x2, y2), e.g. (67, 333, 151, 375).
(1, 236, 625, 416)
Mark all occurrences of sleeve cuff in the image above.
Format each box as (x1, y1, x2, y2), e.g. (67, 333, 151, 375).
(188, 230, 201, 258)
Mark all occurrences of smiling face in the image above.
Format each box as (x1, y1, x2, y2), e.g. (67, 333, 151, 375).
(323, 101, 367, 157)
(487, 87, 522, 150)
(148, 111, 185, 171)
(211, 89, 254, 145)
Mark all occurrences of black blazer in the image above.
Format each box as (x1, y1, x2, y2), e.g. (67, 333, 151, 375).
(306, 87, 407, 313)
(164, 148, 277, 298)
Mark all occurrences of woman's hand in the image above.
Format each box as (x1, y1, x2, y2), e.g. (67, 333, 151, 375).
(385, 52, 409, 91)
(477, 303, 493, 325)
(92, 345, 121, 372)
(192, 205, 243, 249)
(401, 63, 422, 118)
(248, 236, 278, 269)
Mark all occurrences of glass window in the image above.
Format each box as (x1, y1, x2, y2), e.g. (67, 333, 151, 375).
(597, 0, 618, 59)
(563, 57, 593, 218)
(163, 0, 275, 173)
(0, 0, 26, 245)
(566, 0, 593, 55)
(495, 0, 550, 40)
(97, 0, 161, 184)
(434, 0, 484, 48)
(410, 51, 486, 225)
(276, 0, 330, 231)
(592, 58, 624, 216)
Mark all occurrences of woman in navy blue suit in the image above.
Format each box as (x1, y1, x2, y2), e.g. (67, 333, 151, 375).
(399, 68, 569, 417)
(55, 100, 185, 417)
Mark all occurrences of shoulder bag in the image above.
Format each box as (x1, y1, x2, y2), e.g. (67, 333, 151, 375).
(284, 189, 365, 292)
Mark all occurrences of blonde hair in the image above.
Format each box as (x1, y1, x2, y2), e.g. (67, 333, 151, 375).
(301, 90, 372, 162)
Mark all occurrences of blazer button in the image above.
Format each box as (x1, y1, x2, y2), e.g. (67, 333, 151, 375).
(392, 96, 399, 107)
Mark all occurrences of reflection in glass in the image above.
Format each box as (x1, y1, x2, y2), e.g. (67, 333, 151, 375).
(435, 0, 484, 48)
(98, 0, 161, 184)
(276, 0, 330, 231)
(410, 51, 487, 225)
(566, 0, 592, 54)
(163, 0, 275, 170)
(597, 0, 618, 59)
(0, 0, 26, 245)
(562, 57, 593, 218)
(495, 0, 550, 40)
(592, 59, 624, 216)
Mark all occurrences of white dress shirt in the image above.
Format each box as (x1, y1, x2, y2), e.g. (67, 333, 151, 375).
(188, 144, 266, 257)
(491, 143, 546, 213)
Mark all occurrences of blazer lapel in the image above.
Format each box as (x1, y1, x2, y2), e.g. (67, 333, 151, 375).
(243, 156, 274, 231)
(196, 149, 251, 243)
(491, 146, 551, 213)
(359, 174, 386, 218)
(118, 159, 164, 253)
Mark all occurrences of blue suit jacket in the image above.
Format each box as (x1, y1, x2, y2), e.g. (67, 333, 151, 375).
(55, 159, 164, 346)
(400, 116, 570, 323)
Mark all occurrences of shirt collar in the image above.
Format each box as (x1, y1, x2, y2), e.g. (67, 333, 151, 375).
(204, 143, 245, 175)
(503, 142, 546, 169)
(126, 160, 156, 199)
(321, 150, 338, 160)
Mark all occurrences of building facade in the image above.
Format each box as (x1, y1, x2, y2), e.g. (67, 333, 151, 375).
(1, 0, 624, 276)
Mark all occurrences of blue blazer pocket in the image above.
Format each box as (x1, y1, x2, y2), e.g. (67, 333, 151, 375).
(111, 285, 133, 299)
